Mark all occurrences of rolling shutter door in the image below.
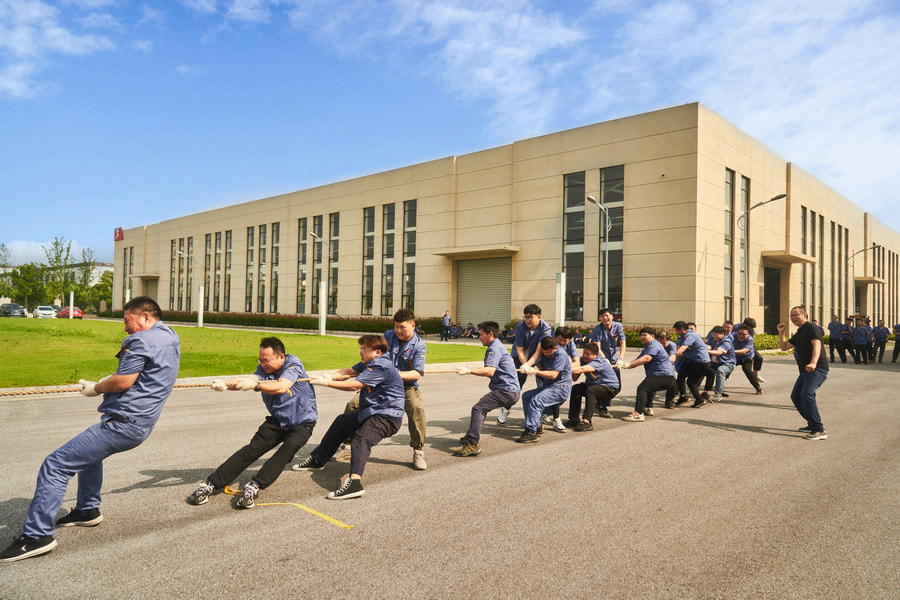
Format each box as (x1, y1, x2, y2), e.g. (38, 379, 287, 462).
(456, 257, 512, 325)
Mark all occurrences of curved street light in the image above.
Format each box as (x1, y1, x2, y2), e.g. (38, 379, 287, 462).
(736, 193, 787, 321)
(587, 195, 612, 311)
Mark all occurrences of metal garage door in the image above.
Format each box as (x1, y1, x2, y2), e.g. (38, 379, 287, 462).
(456, 257, 512, 326)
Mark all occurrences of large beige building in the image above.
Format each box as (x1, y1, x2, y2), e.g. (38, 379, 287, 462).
(114, 103, 899, 333)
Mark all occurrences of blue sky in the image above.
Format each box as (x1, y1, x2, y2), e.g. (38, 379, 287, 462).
(2, 0, 898, 264)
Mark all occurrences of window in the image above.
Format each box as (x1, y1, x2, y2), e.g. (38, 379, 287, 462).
(830, 222, 836, 316)
(818, 214, 824, 323)
(245, 226, 254, 313)
(361, 207, 375, 315)
(297, 218, 307, 313)
(724, 170, 735, 321)
(257, 224, 267, 313)
(328, 213, 339, 314)
(381, 204, 395, 316)
(740, 176, 750, 318)
(402, 200, 416, 310)
(311, 216, 323, 314)
(204, 234, 212, 312)
(837, 224, 843, 317)
(214, 232, 222, 311)
(800, 207, 807, 306)
(563, 172, 585, 321)
(600, 166, 624, 316)
(223, 230, 232, 312)
(185, 237, 193, 311)
(809, 210, 816, 320)
(270, 222, 279, 312)
(177, 238, 185, 311)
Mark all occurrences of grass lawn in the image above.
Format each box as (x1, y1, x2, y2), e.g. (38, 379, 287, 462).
(0, 318, 488, 388)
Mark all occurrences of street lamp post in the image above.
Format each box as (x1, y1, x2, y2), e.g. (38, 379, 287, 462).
(736, 193, 787, 321)
(175, 250, 203, 328)
(309, 232, 333, 336)
(847, 244, 882, 315)
(586, 195, 611, 312)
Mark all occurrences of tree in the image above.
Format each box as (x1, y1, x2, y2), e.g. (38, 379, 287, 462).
(76, 248, 97, 312)
(94, 270, 114, 310)
(43, 237, 73, 304)
(0, 242, 11, 298)
(11, 263, 47, 309)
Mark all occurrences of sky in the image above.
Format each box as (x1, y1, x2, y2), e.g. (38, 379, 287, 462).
(1, 0, 898, 264)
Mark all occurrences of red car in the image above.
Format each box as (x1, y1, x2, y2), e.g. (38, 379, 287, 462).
(57, 306, 84, 319)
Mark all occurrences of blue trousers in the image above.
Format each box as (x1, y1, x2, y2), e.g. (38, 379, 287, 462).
(23, 418, 151, 538)
(522, 385, 570, 433)
(790, 369, 828, 432)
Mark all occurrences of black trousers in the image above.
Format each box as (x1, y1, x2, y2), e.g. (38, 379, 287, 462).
(829, 338, 847, 362)
(738, 360, 762, 392)
(853, 344, 869, 364)
(311, 413, 402, 477)
(872, 341, 885, 362)
(635, 375, 676, 413)
(208, 417, 315, 489)
(678, 362, 714, 401)
(568, 383, 619, 421)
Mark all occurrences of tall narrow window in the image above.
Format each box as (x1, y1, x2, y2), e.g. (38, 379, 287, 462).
(245, 226, 255, 312)
(128, 246, 134, 303)
(844, 227, 849, 314)
(328, 212, 339, 314)
(809, 210, 816, 319)
(600, 166, 624, 316)
(214, 232, 222, 311)
(177, 238, 185, 311)
(186, 237, 194, 311)
(257, 224, 267, 313)
(311, 216, 323, 314)
(204, 234, 212, 312)
(223, 230, 232, 312)
(563, 172, 585, 321)
(169, 241, 176, 310)
(818, 214, 824, 323)
(724, 170, 735, 321)
(739, 176, 750, 318)
(297, 218, 307, 314)
(830, 222, 836, 316)
(837, 224, 843, 317)
(361, 207, 375, 315)
(381, 204, 395, 315)
(401, 200, 416, 310)
(800, 207, 807, 306)
(270, 222, 279, 312)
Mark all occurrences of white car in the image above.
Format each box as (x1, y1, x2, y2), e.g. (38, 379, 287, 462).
(33, 305, 56, 318)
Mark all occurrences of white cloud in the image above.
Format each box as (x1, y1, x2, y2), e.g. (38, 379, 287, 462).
(180, 0, 218, 14)
(77, 12, 121, 29)
(226, 0, 270, 23)
(132, 39, 153, 53)
(5, 239, 92, 266)
(176, 63, 206, 76)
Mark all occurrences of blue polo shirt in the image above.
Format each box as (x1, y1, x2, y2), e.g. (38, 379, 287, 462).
(589, 321, 626, 362)
(579, 356, 620, 389)
(637, 339, 675, 376)
(678, 330, 711, 363)
(852, 325, 872, 345)
(560, 339, 578, 360)
(873, 326, 890, 343)
(254, 354, 317, 427)
(710, 336, 736, 366)
(514, 319, 553, 359)
(98, 320, 181, 427)
(369, 329, 427, 389)
(535, 349, 572, 393)
(353, 354, 405, 422)
(732, 335, 755, 363)
(484, 338, 520, 393)
(827, 320, 844, 340)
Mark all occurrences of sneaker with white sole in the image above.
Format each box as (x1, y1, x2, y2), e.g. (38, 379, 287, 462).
(237, 481, 259, 509)
(643, 408, 655, 416)
(622, 413, 645, 422)
(188, 480, 215, 505)
(804, 430, 828, 440)
(756, 375, 765, 383)
(496, 407, 510, 424)
(552, 417, 567, 432)
(711, 393, 723, 402)
(327, 478, 365, 500)
(56, 508, 103, 527)
(412, 449, 427, 470)
(0, 535, 58, 562)
(292, 456, 326, 471)
(541, 414, 555, 426)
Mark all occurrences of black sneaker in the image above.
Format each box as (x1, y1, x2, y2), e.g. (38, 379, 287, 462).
(515, 431, 540, 443)
(188, 480, 215, 505)
(798, 425, 813, 432)
(675, 395, 690, 406)
(237, 481, 259, 509)
(691, 399, 708, 408)
(56, 508, 103, 527)
(804, 430, 828, 440)
(574, 421, 594, 432)
(597, 408, 612, 418)
(292, 456, 326, 471)
(0, 535, 58, 562)
(327, 478, 365, 500)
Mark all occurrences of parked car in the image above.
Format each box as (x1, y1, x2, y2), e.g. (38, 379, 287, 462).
(0, 303, 26, 317)
(57, 306, 84, 319)
(33, 305, 56, 318)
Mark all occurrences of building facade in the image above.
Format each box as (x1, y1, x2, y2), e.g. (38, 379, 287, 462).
(114, 103, 899, 333)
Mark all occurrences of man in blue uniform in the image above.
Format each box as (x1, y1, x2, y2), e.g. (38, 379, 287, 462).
(293, 335, 405, 499)
(516, 337, 572, 443)
(732, 325, 763, 394)
(826, 314, 846, 363)
(622, 328, 676, 421)
(705, 326, 736, 402)
(340, 309, 429, 470)
(851, 318, 873, 365)
(673, 321, 714, 408)
(504, 304, 553, 425)
(453, 321, 521, 457)
(589, 308, 627, 385)
(188, 337, 317, 509)
(568, 342, 620, 429)
(440, 310, 451, 341)
(1, 297, 180, 562)
(872, 320, 890, 363)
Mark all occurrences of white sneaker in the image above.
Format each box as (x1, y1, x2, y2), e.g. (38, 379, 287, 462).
(496, 407, 510, 424)
(643, 407, 655, 416)
(552, 417, 566, 432)
(756, 374, 765, 383)
(412, 449, 427, 470)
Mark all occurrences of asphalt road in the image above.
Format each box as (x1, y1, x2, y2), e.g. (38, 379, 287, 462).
(1, 356, 897, 599)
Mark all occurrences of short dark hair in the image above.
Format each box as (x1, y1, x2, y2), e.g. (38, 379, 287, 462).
(260, 337, 285, 355)
(673, 320, 688, 330)
(639, 326, 656, 336)
(712, 326, 726, 335)
(723, 320, 733, 326)
(393, 308, 415, 323)
(523, 304, 542, 316)
(686, 322, 696, 329)
(540, 336, 558, 350)
(656, 331, 669, 341)
(478, 321, 500, 338)
(554, 326, 572, 340)
(599, 308, 611, 316)
(583, 341, 599, 354)
(736, 325, 750, 333)
(123, 296, 161, 319)
(742, 317, 757, 328)
(358, 334, 388, 354)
